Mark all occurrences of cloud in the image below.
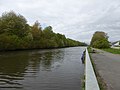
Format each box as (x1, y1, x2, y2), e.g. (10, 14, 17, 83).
(0, 0, 120, 43)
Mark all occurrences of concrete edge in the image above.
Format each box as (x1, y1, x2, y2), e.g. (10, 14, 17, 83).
(85, 48, 100, 90)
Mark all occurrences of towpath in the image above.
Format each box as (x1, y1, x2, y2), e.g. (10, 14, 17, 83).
(91, 49, 120, 90)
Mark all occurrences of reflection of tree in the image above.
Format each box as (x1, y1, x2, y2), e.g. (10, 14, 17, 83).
(40, 50, 64, 71)
(30, 51, 58, 71)
(0, 55, 28, 76)
(0, 49, 65, 88)
(0, 52, 30, 88)
(30, 49, 64, 71)
(41, 51, 53, 70)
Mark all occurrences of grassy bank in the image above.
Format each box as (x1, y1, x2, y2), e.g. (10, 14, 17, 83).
(103, 48, 120, 54)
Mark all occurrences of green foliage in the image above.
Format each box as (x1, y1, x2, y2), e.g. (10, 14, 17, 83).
(0, 34, 31, 50)
(54, 33, 67, 47)
(103, 48, 120, 54)
(31, 21, 42, 40)
(42, 26, 54, 39)
(0, 11, 87, 51)
(90, 31, 110, 49)
(0, 11, 29, 37)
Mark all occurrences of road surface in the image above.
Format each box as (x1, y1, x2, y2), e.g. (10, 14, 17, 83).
(91, 49, 120, 90)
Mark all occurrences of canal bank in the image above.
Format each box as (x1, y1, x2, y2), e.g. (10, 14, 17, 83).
(90, 48, 120, 90)
(85, 48, 100, 90)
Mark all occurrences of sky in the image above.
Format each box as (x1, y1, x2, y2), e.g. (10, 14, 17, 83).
(0, 0, 120, 43)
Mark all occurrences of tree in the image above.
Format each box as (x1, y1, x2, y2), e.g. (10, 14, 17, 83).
(43, 26, 54, 39)
(31, 21, 42, 40)
(55, 33, 66, 47)
(0, 11, 29, 37)
(90, 31, 110, 48)
(0, 11, 87, 50)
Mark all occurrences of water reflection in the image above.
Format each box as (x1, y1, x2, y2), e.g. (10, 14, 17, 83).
(0, 53, 28, 88)
(0, 47, 84, 90)
(0, 49, 64, 89)
(30, 50, 64, 71)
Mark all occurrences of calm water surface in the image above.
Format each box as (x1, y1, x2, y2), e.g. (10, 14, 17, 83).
(0, 47, 85, 90)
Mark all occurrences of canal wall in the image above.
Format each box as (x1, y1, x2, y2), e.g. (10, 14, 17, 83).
(85, 48, 100, 90)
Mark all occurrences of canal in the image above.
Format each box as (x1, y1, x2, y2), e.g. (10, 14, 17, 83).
(0, 47, 85, 90)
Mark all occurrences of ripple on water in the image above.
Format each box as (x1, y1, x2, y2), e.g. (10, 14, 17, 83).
(0, 47, 85, 90)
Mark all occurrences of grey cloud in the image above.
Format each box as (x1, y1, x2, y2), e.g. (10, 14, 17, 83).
(0, 0, 120, 43)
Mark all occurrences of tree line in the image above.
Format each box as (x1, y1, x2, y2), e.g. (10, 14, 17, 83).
(0, 11, 86, 51)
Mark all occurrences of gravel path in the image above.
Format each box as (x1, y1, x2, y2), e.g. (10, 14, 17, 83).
(91, 49, 120, 90)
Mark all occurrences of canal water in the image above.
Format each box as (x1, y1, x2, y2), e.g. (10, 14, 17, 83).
(0, 47, 85, 90)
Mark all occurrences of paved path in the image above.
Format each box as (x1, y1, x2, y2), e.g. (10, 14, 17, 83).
(91, 49, 120, 90)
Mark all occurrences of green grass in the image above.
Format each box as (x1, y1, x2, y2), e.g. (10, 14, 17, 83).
(103, 48, 120, 54)
(87, 46, 92, 52)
